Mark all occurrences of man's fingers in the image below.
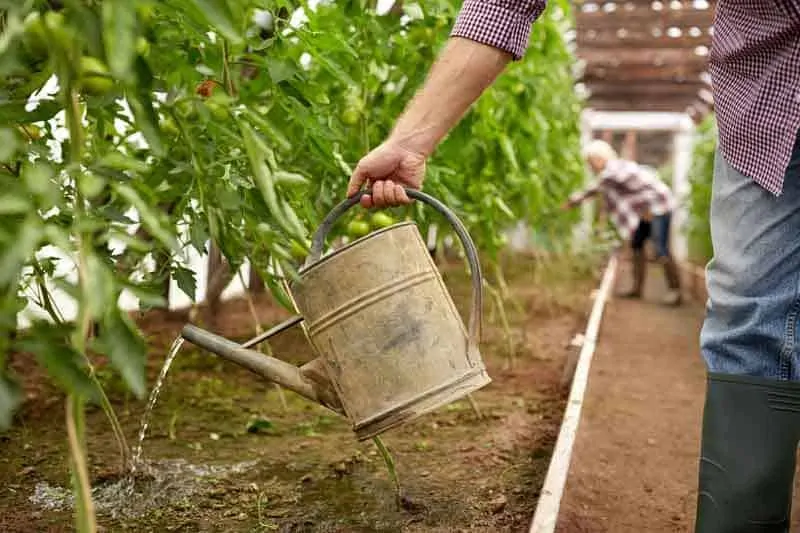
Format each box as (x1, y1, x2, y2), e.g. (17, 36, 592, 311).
(396, 184, 411, 205)
(347, 165, 368, 197)
(372, 180, 386, 207)
(384, 180, 398, 206)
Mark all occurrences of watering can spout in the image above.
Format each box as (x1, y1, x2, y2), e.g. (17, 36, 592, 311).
(180, 323, 343, 414)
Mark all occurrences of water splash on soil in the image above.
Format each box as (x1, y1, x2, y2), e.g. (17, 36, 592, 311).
(29, 459, 258, 519)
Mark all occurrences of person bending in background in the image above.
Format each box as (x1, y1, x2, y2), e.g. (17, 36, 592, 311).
(561, 139, 682, 306)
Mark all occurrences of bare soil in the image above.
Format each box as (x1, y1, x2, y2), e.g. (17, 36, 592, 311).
(556, 261, 707, 532)
(0, 253, 603, 533)
(556, 261, 800, 532)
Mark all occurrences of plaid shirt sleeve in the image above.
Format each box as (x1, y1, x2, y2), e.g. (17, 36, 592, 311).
(568, 176, 610, 205)
(451, 0, 548, 60)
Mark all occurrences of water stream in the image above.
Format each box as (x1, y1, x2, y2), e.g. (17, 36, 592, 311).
(29, 334, 261, 518)
(130, 335, 185, 477)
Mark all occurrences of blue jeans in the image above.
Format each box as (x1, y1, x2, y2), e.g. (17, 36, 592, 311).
(631, 212, 672, 258)
(700, 131, 800, 379)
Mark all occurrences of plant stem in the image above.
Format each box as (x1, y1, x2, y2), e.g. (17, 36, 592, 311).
(65, 87, 130, 473)
(33, 263, 65, 324)
(66, 394, 96, 533)
(221, 40, 237, 97)
(33, 263, 131, 468)
(372, 435, 402, 506)
(484, 280, 515, 370)
(466, 393, 483, 419)
(493, 262, 522, 315)
(237, 269, 288, 412)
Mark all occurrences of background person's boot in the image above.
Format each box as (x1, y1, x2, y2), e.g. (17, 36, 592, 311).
(660, 255, 682, 306)
(619, 250, 645, 298)
(694, 373, 800, 533)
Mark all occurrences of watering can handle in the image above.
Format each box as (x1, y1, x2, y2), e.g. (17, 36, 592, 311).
(305, 188, 483, 348)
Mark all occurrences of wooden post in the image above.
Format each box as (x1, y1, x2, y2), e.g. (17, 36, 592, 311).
(621, 130, 637, 160)
(671, 120, 694, 263)
(205, 242, 232, 313)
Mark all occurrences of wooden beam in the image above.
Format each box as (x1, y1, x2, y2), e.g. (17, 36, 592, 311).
(577, 48, 710, 68)
(576, 28, 711, 49)
(576, 6, 715, 30)
(573, 0, 712, 6)
(581, 64, 709, 83)
(583, 110, 694, 132)
(587, 98, 699, 112)
(585, 81, 706, 98)
(622, 130, 638, 159)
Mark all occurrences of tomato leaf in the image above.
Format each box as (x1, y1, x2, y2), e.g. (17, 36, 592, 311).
(84, 253, 115, 321)
(112, 183, 179, 252)
(94, 309, 147, 399)
(0, 99, 62, 123)
(0, 215, 42, 287)
(102, 0, 137, 83)
(17, 334, 99, 402)
(0, 371, 20, 431)
(126, 57, 165, 156)
(187, 0, 243, 45)
(173, 265, 196, 301)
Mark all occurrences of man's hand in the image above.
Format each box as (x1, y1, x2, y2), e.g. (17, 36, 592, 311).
(345, 37, 511, 208)
(347, 141, 426, 208)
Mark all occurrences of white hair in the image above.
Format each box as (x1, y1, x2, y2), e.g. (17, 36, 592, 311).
(582, 139, 618, 162)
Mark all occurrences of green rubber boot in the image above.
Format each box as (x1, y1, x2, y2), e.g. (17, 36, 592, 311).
(694, 372, 800, 533)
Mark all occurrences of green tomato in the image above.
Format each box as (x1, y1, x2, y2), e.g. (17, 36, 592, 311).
(137, 4, 155, 26)
(205, 101, 229, 121)
(78, 172, 107, 200)
(340, 108, 359, 126)
(79, 56, 115, 96)
(160, 116, 179, 136)
(346, 220, 370, 239)
(135, 36, 150, 57)
(512, 83, 525, 95)
(22, 12, 48, 59)
(43, 11, 64, 31)
(370, 212, 395, 229)
(176, 99, 197, 119)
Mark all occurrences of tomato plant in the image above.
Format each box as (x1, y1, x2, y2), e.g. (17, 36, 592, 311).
(687, 114, 716, 264)
(0, 0, 585, 529)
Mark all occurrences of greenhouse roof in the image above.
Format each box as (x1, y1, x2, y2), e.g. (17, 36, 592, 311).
(572, 0, 715, 121)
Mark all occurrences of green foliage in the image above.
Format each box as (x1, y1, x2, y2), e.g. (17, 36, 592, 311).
(687, 115, 717, 264)
(0, 0, 584, 434)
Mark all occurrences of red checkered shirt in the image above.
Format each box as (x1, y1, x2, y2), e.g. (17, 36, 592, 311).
(451, 1, 800, 196)
(568, 159, 676, 241)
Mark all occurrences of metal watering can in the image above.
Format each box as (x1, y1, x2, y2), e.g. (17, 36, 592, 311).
(181, 188, 490, 441)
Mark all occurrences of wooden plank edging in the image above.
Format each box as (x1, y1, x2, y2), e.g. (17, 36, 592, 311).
(528, 254, 619, 533)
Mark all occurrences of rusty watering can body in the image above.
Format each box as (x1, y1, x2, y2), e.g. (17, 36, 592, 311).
(181, 188, 490, 441)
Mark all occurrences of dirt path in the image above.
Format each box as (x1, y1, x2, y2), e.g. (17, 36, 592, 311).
(556, 261, 708, 533)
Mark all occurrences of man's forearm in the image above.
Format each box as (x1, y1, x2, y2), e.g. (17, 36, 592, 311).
(387, 37, 512, 156)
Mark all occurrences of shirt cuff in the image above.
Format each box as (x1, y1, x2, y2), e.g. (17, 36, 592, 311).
(450, 0, 546, 60)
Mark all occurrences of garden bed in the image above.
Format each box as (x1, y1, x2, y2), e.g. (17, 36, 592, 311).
(0, 253, 602, 532)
